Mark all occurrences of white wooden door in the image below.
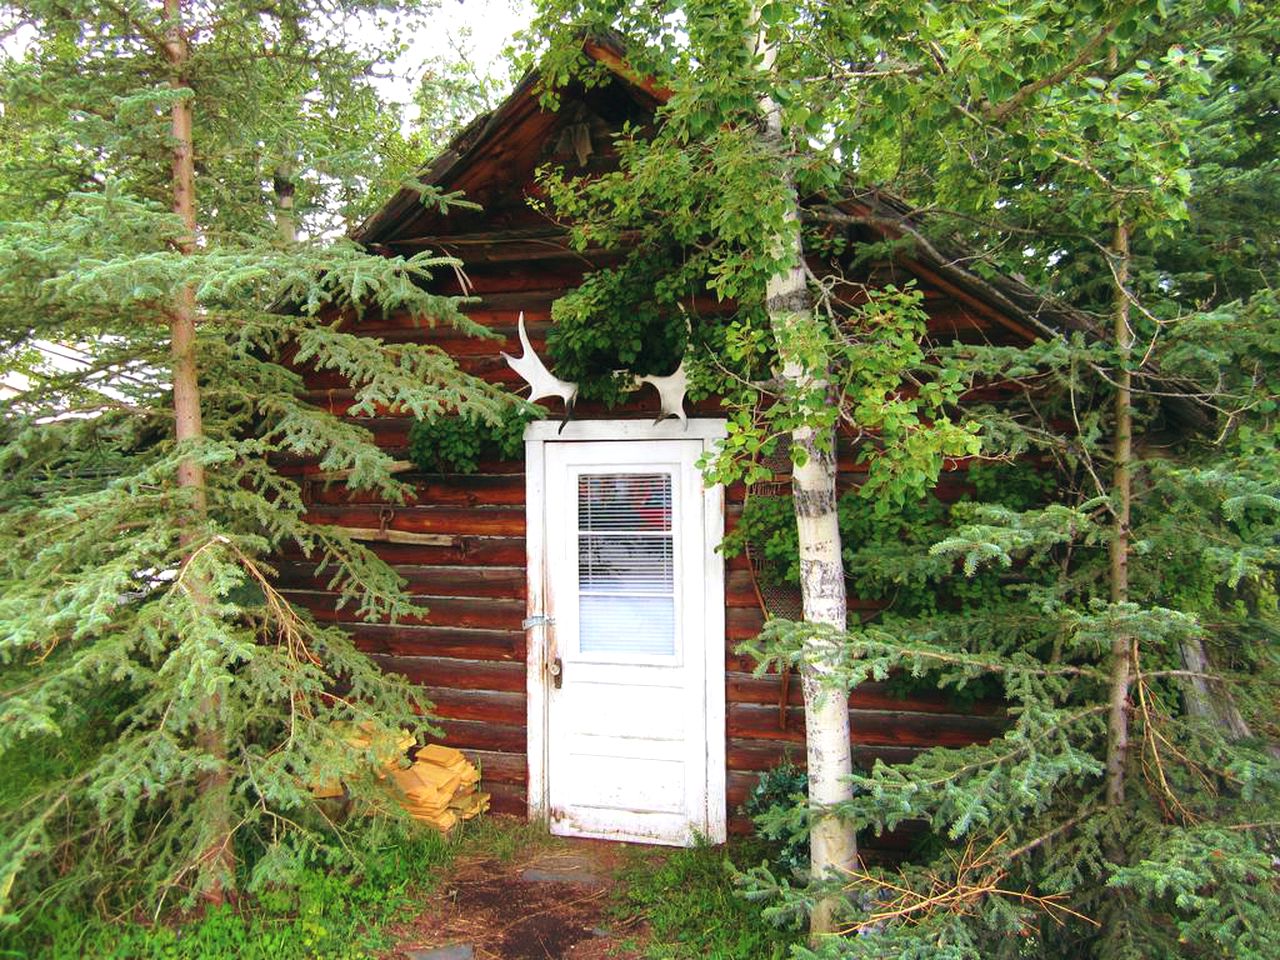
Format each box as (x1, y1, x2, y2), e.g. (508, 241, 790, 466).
(537, 436, 724, 845)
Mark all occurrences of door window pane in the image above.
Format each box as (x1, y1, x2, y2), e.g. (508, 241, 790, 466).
(577, 473, 675, 656)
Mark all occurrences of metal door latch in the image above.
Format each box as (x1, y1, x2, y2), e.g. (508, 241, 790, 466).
(522, 614, 555, 630)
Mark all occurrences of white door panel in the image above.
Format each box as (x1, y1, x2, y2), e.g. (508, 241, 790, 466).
(534, 437, 724, 845)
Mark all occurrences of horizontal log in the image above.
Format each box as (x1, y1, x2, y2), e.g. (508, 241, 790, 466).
(433, 718, 526, 754)
(729, 703, 1004, 749)
(486, 780, 526, 816)
(727, 739, 923, 773)
(286, 591, 524, 631)
(726, 606, 764, 642)
(463, 749, 526, 785)
(306, 459, 414, 482)
(304, 504, 526, 537)
(725, 570, 757, 608)
(303, 473, 526, 507)
(350, 623, 524, 661)
(421, 687, 525, 726)
(728, 673, 1004, 717)
(352, 323, 550, 351)
(278, 563, 525, 601)
(370, 654, 526, 693)
(296, 389, 724, 422)
(396, 565, 525, 600)
(345, 308, 551, 335)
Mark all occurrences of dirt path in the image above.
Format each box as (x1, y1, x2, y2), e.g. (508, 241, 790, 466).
(385, 831, 651, 960)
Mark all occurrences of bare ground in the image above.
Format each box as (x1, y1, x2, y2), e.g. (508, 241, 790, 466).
(382, 825, 652, 960)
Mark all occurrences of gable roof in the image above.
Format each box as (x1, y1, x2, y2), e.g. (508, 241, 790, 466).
(351, 37, 1208, 431)
(353, 37, 1103, 340)
(352, 35, 659, 247)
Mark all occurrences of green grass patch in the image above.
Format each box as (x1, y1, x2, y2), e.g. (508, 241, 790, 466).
(453, 814, 557, 864)
(612, 840, 802, 960)
(0, 812, 561, 960)
(2, 823, 453, 960)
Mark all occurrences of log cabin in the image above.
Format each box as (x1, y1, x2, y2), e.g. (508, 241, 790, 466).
(281, 37, 1108, 850)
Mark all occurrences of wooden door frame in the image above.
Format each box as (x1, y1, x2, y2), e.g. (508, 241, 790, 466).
(523, 418, 728, 843)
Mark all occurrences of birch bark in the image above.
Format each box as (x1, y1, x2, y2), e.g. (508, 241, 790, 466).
(274, 163, 297, 245)
(755, 23, 857, 938)
(1104, 219, 1133, 810)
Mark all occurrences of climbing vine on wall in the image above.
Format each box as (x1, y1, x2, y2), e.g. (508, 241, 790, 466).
(406, 406, 539, 474)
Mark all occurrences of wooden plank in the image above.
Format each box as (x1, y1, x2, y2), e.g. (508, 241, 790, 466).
(728, 703, 1004, 748)
(342, 528, 455, 547)
(275, 535, 527, 566)
(331, 537, 530, 567)
(350, 623, 524, 661)
(303, 504, 526, 537)
(370, 654, 526, 692)
(420, 688, 525, 726)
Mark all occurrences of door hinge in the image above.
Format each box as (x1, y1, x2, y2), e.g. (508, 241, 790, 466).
(522, 614, 555, 630)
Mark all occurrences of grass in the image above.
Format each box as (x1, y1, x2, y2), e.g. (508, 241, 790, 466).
(2, 824, 455, 960)
(3, 749, 792, 960)
(0, 812, 558, 960)
(611, 840, 804, 960)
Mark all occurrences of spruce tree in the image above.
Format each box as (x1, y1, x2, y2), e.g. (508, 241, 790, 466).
(0, 0, 519, 919)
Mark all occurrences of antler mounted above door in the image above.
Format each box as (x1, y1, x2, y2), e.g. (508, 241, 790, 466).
(502, 312, 690, 429)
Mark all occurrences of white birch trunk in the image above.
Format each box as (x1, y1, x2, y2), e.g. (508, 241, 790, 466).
(756, 19, 857, 938)
(274, 162, 297, 245)
(1104, 220, 1133, 811)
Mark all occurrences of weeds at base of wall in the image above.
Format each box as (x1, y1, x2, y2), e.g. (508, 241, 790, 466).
(608, 840, 803, 960)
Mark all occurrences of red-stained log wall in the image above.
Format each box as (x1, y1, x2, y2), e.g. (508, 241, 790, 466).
(278, 69, 1023, 845)
(278, 250, 1015, 839)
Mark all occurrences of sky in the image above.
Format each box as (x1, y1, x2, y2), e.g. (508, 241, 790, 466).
(381, 0, 533, 127)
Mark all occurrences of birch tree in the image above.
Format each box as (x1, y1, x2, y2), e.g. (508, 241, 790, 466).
(529, 0, 981, 935)
(731, 3, 1280, 956)
(753, 15, 855, 934)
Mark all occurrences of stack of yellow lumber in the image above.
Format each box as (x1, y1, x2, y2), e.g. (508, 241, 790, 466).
(307, 725, 490, 832)
(389, 743, 490, 833)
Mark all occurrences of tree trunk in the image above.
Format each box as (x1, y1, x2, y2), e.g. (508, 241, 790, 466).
(163, 0, 232, 903)
(1104, 219, 1132, 811)
(755, 21, 856, 938)
(1177, 637, 1252, 739)
(274, 163, 297, 244)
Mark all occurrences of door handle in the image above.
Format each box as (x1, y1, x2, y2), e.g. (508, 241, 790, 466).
(549, 657, 563, 689)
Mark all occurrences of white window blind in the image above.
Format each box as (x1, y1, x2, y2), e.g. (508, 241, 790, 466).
(577, 473, 676, 656)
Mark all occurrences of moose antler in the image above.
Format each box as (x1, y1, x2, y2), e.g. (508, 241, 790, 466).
(502, 313, 578, 431)
(633, 362, 688, 428)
